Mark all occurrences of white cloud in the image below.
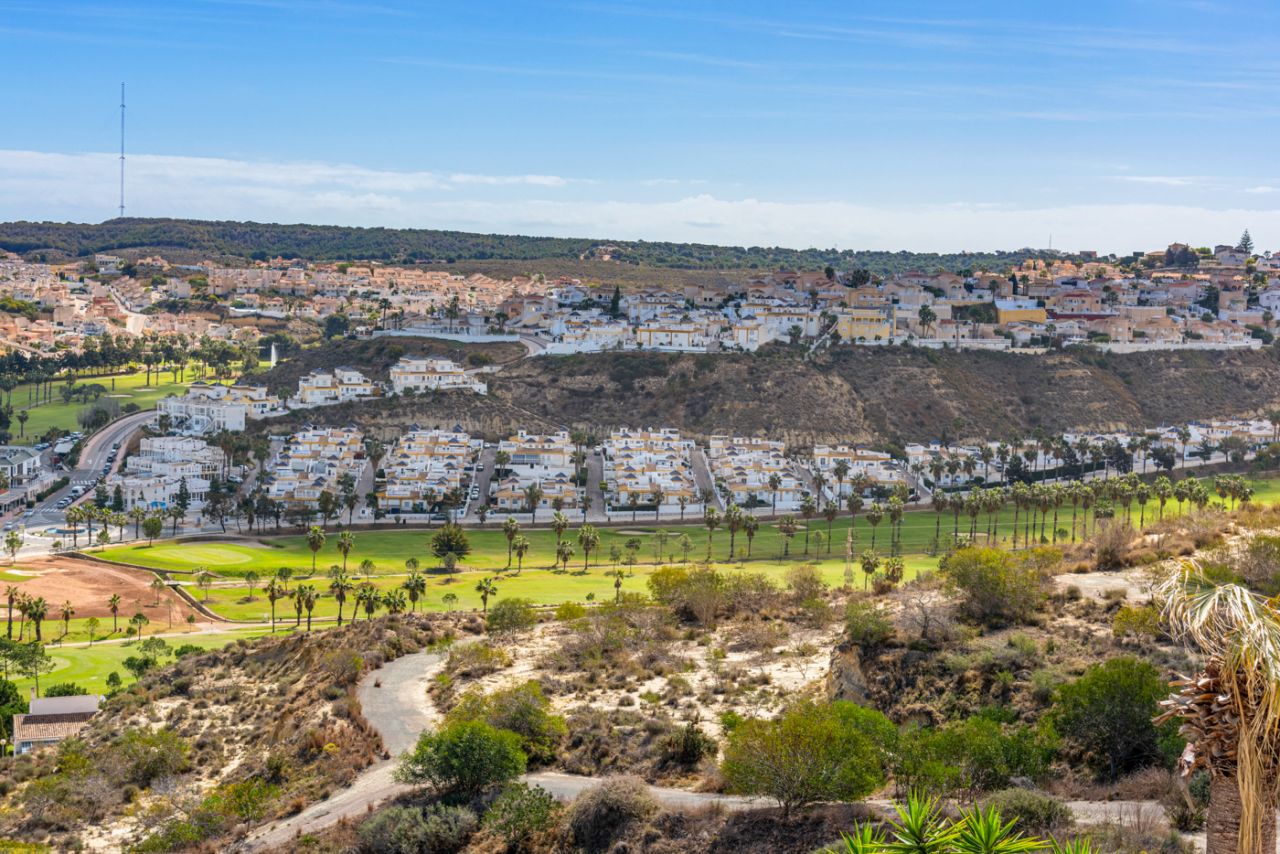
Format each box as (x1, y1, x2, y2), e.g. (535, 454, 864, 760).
(1245, 185, 1277, 194)
(1113, 175, 1205, 187)
(1, 149, 1278, 253)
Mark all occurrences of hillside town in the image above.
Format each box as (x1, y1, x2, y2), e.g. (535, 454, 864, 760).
(2, 234, 1279, 359)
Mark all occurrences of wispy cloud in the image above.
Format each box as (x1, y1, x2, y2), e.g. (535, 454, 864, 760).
(2, 149, 1277, 254)
(1245, 185, 1277, 194)
(1113, 175, 1207, 187)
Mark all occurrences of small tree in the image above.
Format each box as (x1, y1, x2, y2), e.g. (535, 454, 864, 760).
(721, 700, 894, 818)
(394, 720, 527, 796)
(1054, 655, 1179, 781)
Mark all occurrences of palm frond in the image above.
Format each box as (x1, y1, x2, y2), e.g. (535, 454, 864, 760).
(1157, 560, 1280, 854)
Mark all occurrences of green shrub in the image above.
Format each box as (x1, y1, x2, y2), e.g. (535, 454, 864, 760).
(482, 782, 560, 848)
(115, 728, 191, 786)
(941, 547, 1048, 626)
(721, 700, 894, 816)
(554, 602, 587, 621)
(43, 682, 88, 697)
(843, 599, 895, 650)
(893, 717, 1057, 796)
(1053, 656, 1182, 781)
(486, 597, 537, 635)
(980, 788, 1073, 834)
(358, 804, 477, 854)
(430, 523, 471, 559)
(659, 719, 717, 768)
(565, 775, 658, 852)
(446, 681, 566, 765)
(1112, 604, 1161, 640)
(395, 720, 526, 796)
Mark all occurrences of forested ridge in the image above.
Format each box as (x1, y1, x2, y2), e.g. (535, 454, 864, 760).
(0, 217, 1064, 274)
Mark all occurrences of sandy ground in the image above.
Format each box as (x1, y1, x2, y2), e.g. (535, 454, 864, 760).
(5, 555, 200, 622)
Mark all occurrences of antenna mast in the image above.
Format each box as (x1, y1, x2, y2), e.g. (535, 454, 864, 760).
(118, 82, 126, 218)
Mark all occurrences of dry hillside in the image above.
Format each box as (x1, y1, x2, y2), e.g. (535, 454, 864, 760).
(255, 341, 1280, 447)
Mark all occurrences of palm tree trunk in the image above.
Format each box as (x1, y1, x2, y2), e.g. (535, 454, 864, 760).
(1206, 774, 1274, 854)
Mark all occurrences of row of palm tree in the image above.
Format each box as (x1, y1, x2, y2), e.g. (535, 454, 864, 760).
(63, 504, 170, 549)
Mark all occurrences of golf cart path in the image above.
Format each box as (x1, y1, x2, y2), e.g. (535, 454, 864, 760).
(236, 644, 765, 851)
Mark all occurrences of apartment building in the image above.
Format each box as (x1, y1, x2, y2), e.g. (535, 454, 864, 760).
(389, 356, 487, 394)
(290, 367, 379, 408)
(497, 430, 575, 469)
(157, 383, 283, 434)
(266, 427, 366, 506)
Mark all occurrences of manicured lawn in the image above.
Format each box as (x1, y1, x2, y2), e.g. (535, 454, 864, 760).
(8, 367, 190, 444)
(10, 627, 274, 696)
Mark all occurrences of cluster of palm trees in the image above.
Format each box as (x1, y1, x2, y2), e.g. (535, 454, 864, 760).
(63, 504, 170, 548)
(4, 586, 77, 643)
(242, 557, 439, 633)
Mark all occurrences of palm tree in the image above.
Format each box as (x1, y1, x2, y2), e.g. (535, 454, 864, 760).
(767, 473, 782, 514)
(865, 503, 884, 550)
(306, 525, 326, 572)
(577, 524, 599, 570)
(4, 585, 17, 640)
(523, 484, 543, 523)
(723, 504, 743, 561)
(265, 579, 285, 632)
(743, 516, 758, 558)
(402, 570, 426, 612)
(26, 596, 47, 641)
(513, 535, 530, 573)
(59, 600, 75, 638)
(555, 540, 574, 573)
(297, 584, 318, 630)
(356, 582, 380, 620)
(551, 511, 569, 545)
(150, 575, 167, 606)
(382, 588, 407, 615)
(703, 506, 721, 560)
(502, 517, 520, 567)
(108, 593, 121, 633)
(336, 530, 355, 573)
(799, 495, 817, 555)
(1158, 565, 1280, 854)
(475, 577, 498, 616)
(328, 569, 354, 625)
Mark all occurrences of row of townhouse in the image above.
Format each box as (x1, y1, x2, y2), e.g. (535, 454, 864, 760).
(265, 427, 367, 505)
(602, 428, 700, 511)
(379, 428, 476, 513)
(810, 445, 903, 495)
(705, 435, 806, 510)
(491, 430, 581, 511)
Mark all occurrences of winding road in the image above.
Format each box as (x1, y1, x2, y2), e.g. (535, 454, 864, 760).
(235, 644, 764, 852)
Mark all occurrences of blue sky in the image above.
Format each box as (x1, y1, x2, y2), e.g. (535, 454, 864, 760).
(2, 0, 1279, 252)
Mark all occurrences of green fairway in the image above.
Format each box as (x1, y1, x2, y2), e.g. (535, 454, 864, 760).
(96, 472, 1280, 621)
(10, 627, 274, 696)
(8, 367, 190, 444)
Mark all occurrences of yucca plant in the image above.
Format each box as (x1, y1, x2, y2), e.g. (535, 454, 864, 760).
(830, 795, 1095, 854)
(1157, 563, 1280, 854)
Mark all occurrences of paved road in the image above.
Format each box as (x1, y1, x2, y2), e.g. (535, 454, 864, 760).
(236, 643, 765, 852)
(236, 648, 449, 852)
(26, 410, 155, 531)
